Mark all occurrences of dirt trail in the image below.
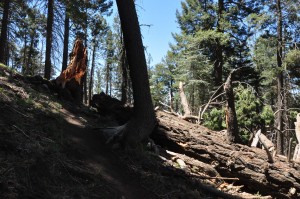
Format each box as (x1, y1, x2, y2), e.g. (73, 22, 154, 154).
(59, 107, 157, 199)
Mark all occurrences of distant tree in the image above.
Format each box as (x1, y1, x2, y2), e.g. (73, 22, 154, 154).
(104, 29, 114, 95)
(88, 15, 108, 105)
(275, 0, 284, 154)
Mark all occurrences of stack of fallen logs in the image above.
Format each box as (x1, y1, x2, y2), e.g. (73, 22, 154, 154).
(152, 110, 300, 199)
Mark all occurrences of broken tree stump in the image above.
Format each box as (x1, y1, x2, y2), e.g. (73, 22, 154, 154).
(55, 38, 87, 103)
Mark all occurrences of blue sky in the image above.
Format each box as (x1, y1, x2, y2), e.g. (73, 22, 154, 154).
(110, 0, 182, 66)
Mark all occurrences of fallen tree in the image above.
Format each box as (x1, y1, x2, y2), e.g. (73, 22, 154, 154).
(89, 93, 299, 198)
(152, 110, 300, 199)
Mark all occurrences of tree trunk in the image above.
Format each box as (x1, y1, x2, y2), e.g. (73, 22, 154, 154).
(62, 9, 69, 71)
(88, 43, 97, 106)
(120, 38, 128, 104)
(26, 34, 35, 75)
(22, 35, 27, 75)
(179, 81, 191, 116)
(0, 0, 9, 65)
(44, 0, 54, 80)
(111, 0, 156, 147)
(224, 71, 242, 144)
(213, 0, 224, 94)
(276, 0, 284, 155)
(105, 63, 110, 95)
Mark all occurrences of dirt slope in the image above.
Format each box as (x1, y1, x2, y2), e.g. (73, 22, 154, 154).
(1, 64, 280, 199)
(0, 65, 213, 199)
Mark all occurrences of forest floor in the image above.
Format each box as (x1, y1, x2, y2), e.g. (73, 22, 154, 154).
(0, 64, 217, 199)
(0, 64, 296, 199)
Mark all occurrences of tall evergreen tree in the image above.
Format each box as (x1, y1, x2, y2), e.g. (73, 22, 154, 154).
(44, 0, 54, 79)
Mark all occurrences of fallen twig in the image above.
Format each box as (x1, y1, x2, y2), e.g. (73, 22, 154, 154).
(12, 125, 30, 139)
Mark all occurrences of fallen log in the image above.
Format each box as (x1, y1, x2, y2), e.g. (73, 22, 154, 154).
(91, 92, 132, 125)
(151, 110, 300, 199)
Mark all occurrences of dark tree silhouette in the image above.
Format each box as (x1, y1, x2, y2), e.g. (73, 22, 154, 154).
(107, 0, 156, 147)
(0, 0, 10, 64)
(44, 0, 54, 79)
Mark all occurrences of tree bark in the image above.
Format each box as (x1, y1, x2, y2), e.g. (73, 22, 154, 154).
(111, 0, 156, 146)
(152, 111, 300, 199)
(0, 0, 10, 64)
(224, 71, 242, 144)
(120, 38, 128, 104)
(44, 0, 54, 80)
(275, 0, 284, 155)
(179, 81, 191, 116)
(88, 43, 97, 106)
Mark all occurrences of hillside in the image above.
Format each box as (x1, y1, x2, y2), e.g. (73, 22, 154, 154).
(0, 64, 299, 199)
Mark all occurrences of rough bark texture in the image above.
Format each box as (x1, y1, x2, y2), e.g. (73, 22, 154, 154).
(0, 0, 10, 64)
(152, 110, 300, 199)
(114, 0, 156, 146)
(224, 72, 241, 144)
(44, 0, 54, 80)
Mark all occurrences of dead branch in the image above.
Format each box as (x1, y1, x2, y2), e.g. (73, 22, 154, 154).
(12, 125, 30, 139)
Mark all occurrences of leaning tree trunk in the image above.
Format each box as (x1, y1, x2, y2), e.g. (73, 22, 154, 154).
(0, 0, 10, 64)
(110, 0, 156, 147)
(224, 71, 242, 144)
